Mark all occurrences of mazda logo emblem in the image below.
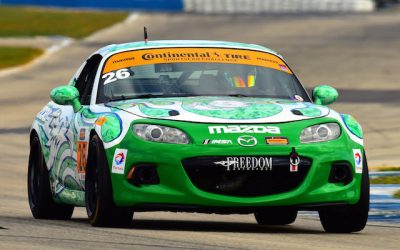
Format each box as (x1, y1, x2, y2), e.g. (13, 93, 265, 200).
(237, 135, 257, 147)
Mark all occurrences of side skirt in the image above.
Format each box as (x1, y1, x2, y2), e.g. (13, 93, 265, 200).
(53, 186, 85, 206)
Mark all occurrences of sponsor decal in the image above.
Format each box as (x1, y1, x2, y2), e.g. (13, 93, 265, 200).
(103, 48, 292, 75)
(214, 157, 273, 171)
(112, 57, 134, 64)
(112, 148, 128, 174)
(209, 125, 280, 134)
(203, 139, 233, 145)
(79, 128, 86, 141)
(353, 149, 363, 174)
(95, 116, 107, 126)
(237, 135, 257, 147)
(265, 137, 289, 145)
(294, 95, 304, 102)
(76, 141, 88, 174)
(279, 64, 289, 71)
(142, 51, 250, 61)
(115, 153, 125, 165)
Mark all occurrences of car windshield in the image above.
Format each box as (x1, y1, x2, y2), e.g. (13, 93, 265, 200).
(97, 47, 310, 103)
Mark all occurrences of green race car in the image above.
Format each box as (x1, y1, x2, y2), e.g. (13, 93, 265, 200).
(28, 40, 369, 232)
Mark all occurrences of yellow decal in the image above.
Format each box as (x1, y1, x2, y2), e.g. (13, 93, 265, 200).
(265, 137, 289, 145)
(233, 76, 246, 88)
(95, 116, 107, 126)
(103, 48, 292, 74)
(77, 142, 88, 174)
(247, 75, 256, 88)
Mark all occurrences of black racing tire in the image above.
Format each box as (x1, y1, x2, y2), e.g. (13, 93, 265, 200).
(319, 153, 369, 233)
(85, 135, 133, 227)
(254, 207, 298, 225)
(28, 134, 74, 219)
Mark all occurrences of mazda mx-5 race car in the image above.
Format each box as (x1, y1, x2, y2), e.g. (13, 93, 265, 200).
(28, 40, 369, 233)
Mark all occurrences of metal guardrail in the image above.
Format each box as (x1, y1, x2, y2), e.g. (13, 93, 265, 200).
(183, 0, 376, 13)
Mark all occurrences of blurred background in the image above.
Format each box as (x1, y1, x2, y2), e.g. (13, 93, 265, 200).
(0, 0, 400, 247)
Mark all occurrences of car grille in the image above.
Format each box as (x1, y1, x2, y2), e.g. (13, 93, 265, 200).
(182, 156, 312, 197)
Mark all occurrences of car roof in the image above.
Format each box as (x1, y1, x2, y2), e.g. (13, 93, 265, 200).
(95, 40, 283, 59)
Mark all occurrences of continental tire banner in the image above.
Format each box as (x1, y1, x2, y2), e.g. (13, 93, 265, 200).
(102, 48, 292, 74)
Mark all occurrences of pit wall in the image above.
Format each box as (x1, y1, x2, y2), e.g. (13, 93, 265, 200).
(184, 0, 376, 13)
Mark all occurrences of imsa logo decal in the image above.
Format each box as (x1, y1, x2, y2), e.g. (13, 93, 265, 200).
(203, 139, 233, 145)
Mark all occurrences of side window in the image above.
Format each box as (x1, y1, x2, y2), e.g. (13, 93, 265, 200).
(73, 62, 88, 95)
(70, 62, 86, 86)
(75, 54, 103, 105)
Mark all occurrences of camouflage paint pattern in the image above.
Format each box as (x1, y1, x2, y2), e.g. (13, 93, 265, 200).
(312, 85, 339, 105)
(341, 114, 363, 138)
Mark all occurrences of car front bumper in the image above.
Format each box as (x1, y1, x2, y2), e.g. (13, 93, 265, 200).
(107, 118, 364, 210)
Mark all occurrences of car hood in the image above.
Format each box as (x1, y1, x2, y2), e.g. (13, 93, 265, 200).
(105, 96, 330, 123)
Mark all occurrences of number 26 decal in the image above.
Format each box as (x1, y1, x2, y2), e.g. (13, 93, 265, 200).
(102, 68, 131, 85)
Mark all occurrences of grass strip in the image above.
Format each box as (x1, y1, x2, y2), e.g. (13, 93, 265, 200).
(0, 6, 128, 38)
(375, 166, 400, 172)
(370, 176, 400, 185)
(0, 47, 43, 70)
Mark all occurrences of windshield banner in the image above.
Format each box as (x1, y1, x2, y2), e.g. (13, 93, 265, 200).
(102, 48, 292, 74)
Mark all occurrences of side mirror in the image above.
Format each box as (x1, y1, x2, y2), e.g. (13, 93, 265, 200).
(50, 86, 82, 112)
(312, 85, 339, 105)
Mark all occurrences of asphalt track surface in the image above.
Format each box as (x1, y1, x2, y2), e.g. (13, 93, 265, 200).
(1, 10, 400, 250)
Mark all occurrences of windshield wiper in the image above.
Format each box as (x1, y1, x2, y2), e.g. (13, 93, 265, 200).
(107, 93, 206, 102)
(131, 94, 164, 99)
(107, 95, 127, 102)
(107, 94, 164, 102)
(228, 94, 249, 97)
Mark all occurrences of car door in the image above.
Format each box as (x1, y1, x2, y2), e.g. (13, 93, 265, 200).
(46, 54, 103, 193)
(45, 96, 76, 195)
(72, 54, 103, 189)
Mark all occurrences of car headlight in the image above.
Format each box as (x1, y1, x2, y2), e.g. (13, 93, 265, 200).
(133, 124, 190, 144)
(300, 123, 341, 143)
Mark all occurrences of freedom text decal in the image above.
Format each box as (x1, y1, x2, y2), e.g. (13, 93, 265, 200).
(214, 157, 273, 171)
